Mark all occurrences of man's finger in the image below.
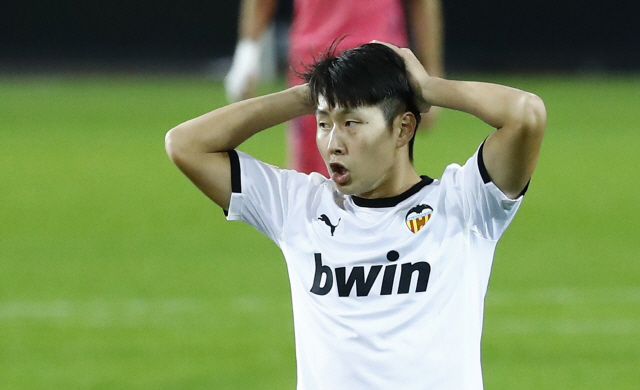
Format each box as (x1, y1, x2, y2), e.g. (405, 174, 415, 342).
(370, 40, 401, 53)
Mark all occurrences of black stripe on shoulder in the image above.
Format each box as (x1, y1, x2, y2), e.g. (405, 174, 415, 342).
(228, 150, 241, 194)
(478, 141, 530, 197)
(519, 180, 530, 197)
(477, 141, 492, 184)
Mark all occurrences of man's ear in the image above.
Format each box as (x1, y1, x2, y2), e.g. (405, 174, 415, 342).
(395, 112, 417, 148)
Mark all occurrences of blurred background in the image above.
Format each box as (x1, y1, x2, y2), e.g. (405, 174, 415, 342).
(2, 0, 640, 73)
(1, 1, 639, 389)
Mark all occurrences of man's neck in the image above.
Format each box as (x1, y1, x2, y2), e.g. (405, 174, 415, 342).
(357, 165, 422, 200)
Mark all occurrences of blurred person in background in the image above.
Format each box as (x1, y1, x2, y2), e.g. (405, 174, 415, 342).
(225, 0, 444, 176)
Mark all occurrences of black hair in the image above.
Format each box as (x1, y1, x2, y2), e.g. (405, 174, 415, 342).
(300, 41, 421, 161)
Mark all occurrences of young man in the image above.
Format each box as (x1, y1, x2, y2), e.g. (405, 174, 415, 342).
(166, 42, 546, 389)
(225, 0, 444, 175)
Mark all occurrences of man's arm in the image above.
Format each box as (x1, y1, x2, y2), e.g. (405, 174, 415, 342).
(165, 84, 313, 210)
(425, 79, 546, 199)
(225, 0, 279, 102)
(379, 42, 546, 199)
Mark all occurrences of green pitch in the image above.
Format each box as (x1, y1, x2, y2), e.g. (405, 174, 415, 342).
(1, 73, 639, 389)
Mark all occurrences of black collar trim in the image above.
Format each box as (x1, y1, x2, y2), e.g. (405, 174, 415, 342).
(351, 176, 434, 208)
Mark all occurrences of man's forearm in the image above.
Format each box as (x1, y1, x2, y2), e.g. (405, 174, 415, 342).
(166, 85, 313, 156)
(420, 77, 542, 130)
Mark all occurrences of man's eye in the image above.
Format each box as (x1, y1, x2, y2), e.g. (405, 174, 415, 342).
(318, 122, 330, 129)
(345, 121, 358, 127)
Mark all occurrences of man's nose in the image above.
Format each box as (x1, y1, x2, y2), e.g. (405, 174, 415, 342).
(327, 127, 346, 155)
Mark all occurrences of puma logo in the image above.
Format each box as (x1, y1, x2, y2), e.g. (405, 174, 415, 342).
(318, 214, 341, 236)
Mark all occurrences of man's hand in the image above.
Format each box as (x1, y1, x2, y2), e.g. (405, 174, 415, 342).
(372, 41, 432, 114)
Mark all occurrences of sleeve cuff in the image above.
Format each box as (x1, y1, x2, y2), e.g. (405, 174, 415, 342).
(223, 150, 242, 216)
(478, 141, 529, 197)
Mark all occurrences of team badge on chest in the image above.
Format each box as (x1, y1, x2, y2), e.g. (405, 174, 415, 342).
(405, 204, 433, 233)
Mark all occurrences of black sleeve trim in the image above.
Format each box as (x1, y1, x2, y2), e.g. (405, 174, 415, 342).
(519, 180, 530, 197)
(228, 150, 241, 194)
(478, 141, 530, 197)
(477, 141, 492, 184)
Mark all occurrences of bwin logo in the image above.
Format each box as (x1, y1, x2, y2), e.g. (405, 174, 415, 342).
(310, 250, 431, 297)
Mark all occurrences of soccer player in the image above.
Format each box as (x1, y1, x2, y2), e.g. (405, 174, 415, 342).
(225, 0, 444, 176)
(166, 42, 546, 389)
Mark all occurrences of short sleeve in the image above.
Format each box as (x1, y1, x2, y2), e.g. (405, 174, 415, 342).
(442, 143, 524, 241)
(225, 150, 313, 243)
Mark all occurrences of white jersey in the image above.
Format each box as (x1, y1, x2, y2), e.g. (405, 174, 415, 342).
(226, 144, 523, 390)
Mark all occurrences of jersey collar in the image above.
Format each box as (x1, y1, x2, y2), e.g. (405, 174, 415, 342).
(351, 175, 434, 208)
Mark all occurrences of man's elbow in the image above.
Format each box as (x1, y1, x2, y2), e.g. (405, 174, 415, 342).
(518, 93, 547, 136)
(165, 125, 191, 165)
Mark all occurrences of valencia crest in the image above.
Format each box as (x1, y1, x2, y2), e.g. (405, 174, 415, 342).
(405, 204, 433, 233)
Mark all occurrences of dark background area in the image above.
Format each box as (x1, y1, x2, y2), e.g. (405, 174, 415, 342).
(1, 0, 638, 72)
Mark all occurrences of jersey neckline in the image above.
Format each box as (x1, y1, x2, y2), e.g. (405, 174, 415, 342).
(351, 175, 434, 208)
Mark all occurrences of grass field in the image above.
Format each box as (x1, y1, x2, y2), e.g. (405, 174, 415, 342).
(1, 73, 639, 389)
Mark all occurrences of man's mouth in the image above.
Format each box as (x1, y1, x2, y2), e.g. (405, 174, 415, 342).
(329, 163, 350, 185)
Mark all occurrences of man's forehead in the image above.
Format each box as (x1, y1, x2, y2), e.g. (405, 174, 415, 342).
(316, 95, 339, 113)
(316, 95, 364, 115)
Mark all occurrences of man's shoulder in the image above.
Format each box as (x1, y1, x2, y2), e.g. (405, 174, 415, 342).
(437, 149, 483, 186)
(236, 151, 332, 198)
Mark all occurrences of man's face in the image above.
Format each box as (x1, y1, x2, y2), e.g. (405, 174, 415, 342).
(315, 97, 401, 197)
